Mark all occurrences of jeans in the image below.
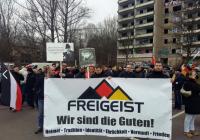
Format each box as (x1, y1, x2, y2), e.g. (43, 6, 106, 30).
(38, 100, 44, 129)
(184, 114, 196, 132)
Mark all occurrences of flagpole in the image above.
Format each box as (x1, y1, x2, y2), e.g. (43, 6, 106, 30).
(192, 51, 200, 60)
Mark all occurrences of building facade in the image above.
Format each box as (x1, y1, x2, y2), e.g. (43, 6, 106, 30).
(117, 0, 200, 66)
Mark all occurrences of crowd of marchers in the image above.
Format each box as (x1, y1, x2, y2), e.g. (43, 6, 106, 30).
(1, 61, 200, 137)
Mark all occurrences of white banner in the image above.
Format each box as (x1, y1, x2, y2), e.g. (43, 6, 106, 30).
(44, 78, 172, 140)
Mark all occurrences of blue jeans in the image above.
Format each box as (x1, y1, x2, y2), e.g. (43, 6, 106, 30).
(38, 100, 44, 129)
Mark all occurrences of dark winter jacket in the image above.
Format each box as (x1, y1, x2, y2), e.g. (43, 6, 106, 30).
(173, 74, 186, 90)
(134, 71, 145, 78)
(35, 73, 45, 100)
(119, 71, 136, 78)
(183, 79, 200, 114)
(91, 72, 106, 78)
(147, 71, 169, 78)
(25, 72, 36, 93)
(75, 72, 86, 78)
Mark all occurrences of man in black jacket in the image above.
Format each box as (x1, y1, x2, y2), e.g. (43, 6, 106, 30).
(91, 65, 106, 78)
(147, 62, 169, 78)
(119, 65, 136, 78)
(35, 69, 45, 134)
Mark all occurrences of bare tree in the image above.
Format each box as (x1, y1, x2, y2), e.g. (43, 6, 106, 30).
(0, 0, 17, 61)
(86, 16, 118, 65)
(57, 0, 90, 42)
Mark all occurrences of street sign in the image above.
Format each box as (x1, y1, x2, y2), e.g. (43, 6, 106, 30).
(79, 48, 96, 67)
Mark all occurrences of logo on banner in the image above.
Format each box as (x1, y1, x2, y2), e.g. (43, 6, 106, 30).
(78, 79, 132, 101)
(67, 79, 144, 113)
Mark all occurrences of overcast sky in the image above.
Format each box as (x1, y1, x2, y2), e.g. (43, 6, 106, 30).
(18, 0, 118, 24)
(85, 0, 118, 24)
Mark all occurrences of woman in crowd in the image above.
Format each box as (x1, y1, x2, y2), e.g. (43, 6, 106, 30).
(183, 70, 200, 138)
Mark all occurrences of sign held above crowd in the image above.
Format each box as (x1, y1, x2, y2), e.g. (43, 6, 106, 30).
(46, 43, 74, 62)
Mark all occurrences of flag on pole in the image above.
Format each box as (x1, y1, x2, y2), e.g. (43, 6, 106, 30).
(0, 63, 22, 111)
(152, 56, 156, 65)
(85, 66, 90, 79)
(188, 51, 200, 65)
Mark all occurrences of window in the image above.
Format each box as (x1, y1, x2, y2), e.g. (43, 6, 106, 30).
(164, 39, 168, 44)
(123, 5, 128, 8)
(147, 17, 154, 22)
(198, 24, 200, 29)
(122, 33, 127, 37)
(165, 8, 169, 14)
(198, 12, 200, 17)
(122, 24, 128, 27)
(147, 29, 153, 33)
(188, 25, 193, 30)
(198, 35, 200, 41)
(140, 0, 144, 4)
(188, 3, 193, 8)
(131, 22, 134, 26)
(147, 7, 154, 12)
(188, 14, 193, 19)
(164, 29, 168, 34)
(165, 18, 169, 24)
(139, 20, 143, 24)
(140, 10, 143, 14)
(173, 5, 181, 12)
(131, 12, 134, 16)
(146, 49, 150, 53)
(173, 38, 176, 43)
(172, 49, 176, 54)
(150, 39, 153, 43)
(123, 15, 128, 18)
(131, 32, 134, 36)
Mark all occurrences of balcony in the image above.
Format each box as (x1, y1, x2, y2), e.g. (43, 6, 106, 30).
(118, 26, 134, 32)
(134, 43, 153, 48)
(118, 6, 134, 14)
(118, 16, 134, 22)
(135, 33, 153, 38)
(182, 51, 200, 57)
(135, 11, 154, 19)
(135, 22, 154, 28)
(118, 35, 134, 41)
(118, 0, 129, 5)
(192, 41, 200, 45)
(135, 1, 154, 9)
(193, 29, 200, 34)
(117, 54, 134, 59)
(134, 53, 153, 58)
(185, 17, 200, 23)
(118, 45, 134, 50)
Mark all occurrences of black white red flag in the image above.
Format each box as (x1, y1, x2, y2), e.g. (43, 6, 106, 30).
(0, 63, 22, 111)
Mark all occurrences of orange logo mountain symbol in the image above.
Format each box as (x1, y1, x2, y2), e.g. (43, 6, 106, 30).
(78, 79, 132, 101)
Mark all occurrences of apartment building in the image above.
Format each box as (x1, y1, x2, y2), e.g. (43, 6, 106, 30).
(164, 0, 200, 65)
(117, 0, 200, 65)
